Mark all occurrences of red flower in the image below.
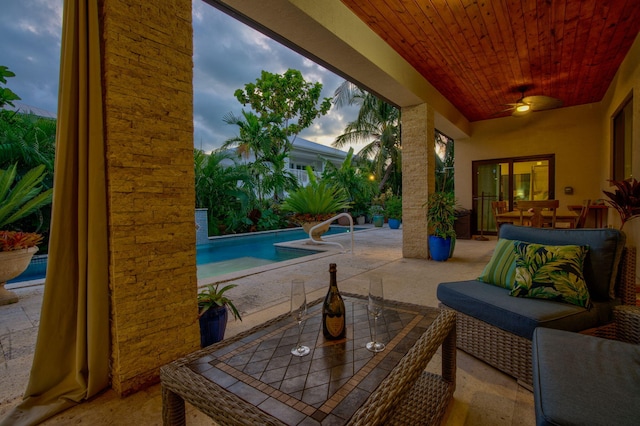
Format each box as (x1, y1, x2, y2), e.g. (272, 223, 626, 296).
(0, 231, 43, 252)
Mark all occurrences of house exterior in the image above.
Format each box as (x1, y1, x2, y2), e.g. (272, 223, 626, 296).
(288, 137, 348, 185)
(220, 136, 348, 186)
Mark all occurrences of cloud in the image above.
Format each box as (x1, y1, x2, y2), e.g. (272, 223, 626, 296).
(1, 0, 362, 153)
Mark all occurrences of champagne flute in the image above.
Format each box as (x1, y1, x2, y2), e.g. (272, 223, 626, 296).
(366, 275, 386, 352)
(291, 279, 310, 356)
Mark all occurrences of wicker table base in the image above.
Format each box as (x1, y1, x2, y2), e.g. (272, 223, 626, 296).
(160, 294, 456, 426)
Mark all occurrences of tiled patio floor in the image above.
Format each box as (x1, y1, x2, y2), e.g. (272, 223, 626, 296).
(1, 226, 535, 425)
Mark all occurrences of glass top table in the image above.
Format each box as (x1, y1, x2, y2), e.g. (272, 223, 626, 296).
(160, 293, 456, 426)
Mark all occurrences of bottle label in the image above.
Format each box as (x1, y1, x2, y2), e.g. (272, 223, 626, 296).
(325, 315, 344, 338)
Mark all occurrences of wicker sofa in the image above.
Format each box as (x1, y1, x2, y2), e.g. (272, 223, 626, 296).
(437, 224, 637, 389)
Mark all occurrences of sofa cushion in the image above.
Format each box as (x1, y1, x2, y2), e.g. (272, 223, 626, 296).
(499, 225, 626, 301)
(477, 238, 517, 289)
(532, 327, 640, 426)
(510, 241, 591, 308)
(437, 280, 611, 339)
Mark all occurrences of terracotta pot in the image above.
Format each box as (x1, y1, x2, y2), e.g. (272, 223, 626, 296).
(0, 247, 38, 305)
(301, 221, 331, 240)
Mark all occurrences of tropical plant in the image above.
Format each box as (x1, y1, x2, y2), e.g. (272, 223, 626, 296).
(425, 192, 456, 239)
(0, 66, 56, 172)
(0, 66, 20, 108)
(223, 112, 299, 203)
(197, 284, 242, 321)
(0, 164, 53, 229)
(385, 195, 402, 219)
(233, 68, 332, 157)
(0, 230, 43, 252)
(194, 149, 255, 235)
(0, 67, 55, 246)
(369, 204, 384, 217)
(602, 178, 640, 230)
(321, 147, 376, 216)
(281, 167, 352, 223)
(256, 208, 287, 231)
(332, 81, 401, 193)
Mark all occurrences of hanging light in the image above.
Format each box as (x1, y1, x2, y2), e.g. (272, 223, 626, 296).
(515, 102, 530, 113)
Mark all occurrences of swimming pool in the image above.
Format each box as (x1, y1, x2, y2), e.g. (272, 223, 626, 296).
(196, 226, 360, 279)
(10, 226, 361, 283)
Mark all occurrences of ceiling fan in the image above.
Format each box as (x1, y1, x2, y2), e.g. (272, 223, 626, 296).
(497, 86, 563, 117)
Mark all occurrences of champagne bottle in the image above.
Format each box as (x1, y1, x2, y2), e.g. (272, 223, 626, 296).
(322, 263, 346, 340)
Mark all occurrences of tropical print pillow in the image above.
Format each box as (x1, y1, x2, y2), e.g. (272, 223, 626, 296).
(510, 241, 591, 308)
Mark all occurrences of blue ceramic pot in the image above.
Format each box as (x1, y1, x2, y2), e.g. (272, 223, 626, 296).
(388, 218, 401, 229)
(429, 235, 451, 261)
(198, 305, 228, 347)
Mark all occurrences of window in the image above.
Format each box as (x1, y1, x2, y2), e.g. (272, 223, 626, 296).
(612, 94, 633, 181)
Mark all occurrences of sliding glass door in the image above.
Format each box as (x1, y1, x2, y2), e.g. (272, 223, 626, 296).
(472, 155, 555, 234)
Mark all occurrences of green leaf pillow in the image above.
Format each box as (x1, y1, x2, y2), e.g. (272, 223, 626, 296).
(510, 242, 591, 308)
(478, 238, 517, 289)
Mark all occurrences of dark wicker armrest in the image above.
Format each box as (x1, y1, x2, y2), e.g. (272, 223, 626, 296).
(613, 305, 640, 345)
(617, 246, 637, 306)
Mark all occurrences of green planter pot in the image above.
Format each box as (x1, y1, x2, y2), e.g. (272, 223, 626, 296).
(372, 214, 384, 227)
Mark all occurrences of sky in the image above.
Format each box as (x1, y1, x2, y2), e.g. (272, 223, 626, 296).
(0, 0, 361, 153)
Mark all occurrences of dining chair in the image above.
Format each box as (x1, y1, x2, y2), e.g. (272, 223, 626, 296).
(490, 201, 509, 231)
(576, 199, 592, 228)
(516, 200, 559, 228)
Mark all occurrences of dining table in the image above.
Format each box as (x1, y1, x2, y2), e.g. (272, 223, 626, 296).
(495, 209, 579, 228)
(160, 293, 456, 426)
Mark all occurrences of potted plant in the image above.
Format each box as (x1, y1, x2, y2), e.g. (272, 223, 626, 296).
(425, 192, 456, 261)
(0, 164, 52, 305)
(281, 167, 351, 239)
(385, 195, 402, 229)
(602, 177, 640, 230)
(0, 231, 43, 305)
(197, 283, 242, 347)
(369, 204, 385, 227)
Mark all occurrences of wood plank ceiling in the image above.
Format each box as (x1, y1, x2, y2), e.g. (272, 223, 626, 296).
(340, 0, 640, 121)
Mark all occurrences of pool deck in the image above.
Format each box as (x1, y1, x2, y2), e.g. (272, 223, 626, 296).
(0, 226, 535, 425)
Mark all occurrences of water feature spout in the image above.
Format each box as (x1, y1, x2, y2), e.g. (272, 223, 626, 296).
(308, 213, 354, 253)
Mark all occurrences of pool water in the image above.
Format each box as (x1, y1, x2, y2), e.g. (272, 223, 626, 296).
(11, 226, 360, 283)
(196, 226, 358, 278)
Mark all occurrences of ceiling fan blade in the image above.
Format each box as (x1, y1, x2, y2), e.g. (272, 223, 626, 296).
(490, 106, 516, 117)
(523, 95, 563, 111)
(511, 108, 531, 117)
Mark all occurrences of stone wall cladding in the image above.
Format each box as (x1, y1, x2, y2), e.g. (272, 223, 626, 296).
(401, 103, 435, 259)
(101, 0, 199, 396)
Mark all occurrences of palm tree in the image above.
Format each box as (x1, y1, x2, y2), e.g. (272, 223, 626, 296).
(332, 81, 401, 192)
(321, 147, 376, 216)
(222, 110, 297, 202)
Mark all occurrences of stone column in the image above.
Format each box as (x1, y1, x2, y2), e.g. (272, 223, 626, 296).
(401, 103, 435, 259)
(101, 0, 199, 395)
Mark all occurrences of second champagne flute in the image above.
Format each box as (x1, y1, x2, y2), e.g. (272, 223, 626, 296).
(366, 275, 385, 352)
(290, 279, 310, 356)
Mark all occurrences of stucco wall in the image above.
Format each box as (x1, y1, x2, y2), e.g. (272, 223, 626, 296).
(599, 33, 640, 282)
(600, 34, 640, 186)
(455, 103, 604, 212)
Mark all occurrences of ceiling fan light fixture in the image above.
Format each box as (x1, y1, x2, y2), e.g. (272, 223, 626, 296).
(515, 103, 530, 113)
